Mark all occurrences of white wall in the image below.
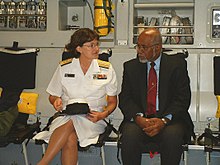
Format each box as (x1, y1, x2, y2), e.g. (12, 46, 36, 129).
(1, 0, 220, 134)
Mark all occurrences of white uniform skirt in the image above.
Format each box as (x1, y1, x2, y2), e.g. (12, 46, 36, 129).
(33, 114, 106, 147)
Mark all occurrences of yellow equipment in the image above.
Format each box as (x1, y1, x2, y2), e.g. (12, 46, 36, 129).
(216, 96, 220, 118)
(94, 0, 114, 36)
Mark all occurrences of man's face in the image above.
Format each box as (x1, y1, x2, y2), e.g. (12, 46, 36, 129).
(136, 31, 162, 63)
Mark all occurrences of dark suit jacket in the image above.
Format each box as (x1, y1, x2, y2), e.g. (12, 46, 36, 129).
(119, 52, 194, 140)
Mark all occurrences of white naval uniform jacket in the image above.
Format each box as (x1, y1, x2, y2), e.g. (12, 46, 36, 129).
(33, 58, 118, 147)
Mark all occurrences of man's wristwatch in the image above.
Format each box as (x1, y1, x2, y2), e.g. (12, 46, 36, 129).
(161, 117, 170, 125)
(136, 113, 144, 117)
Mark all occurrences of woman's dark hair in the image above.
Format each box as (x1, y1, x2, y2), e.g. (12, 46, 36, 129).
(65, 28, 99, 58)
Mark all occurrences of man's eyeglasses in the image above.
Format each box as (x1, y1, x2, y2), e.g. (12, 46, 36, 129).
(83, 42, 100, 49)
(134, 44, 159, 51)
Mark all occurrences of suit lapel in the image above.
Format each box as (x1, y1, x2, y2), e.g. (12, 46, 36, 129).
(136, 60, 147, 111)
(158, 53, 169, 114)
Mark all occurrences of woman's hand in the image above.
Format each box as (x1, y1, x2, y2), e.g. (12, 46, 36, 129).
(49, 95, 63, 112)
(53, 98, 63, 112)
(86, 95, 117, 123)
(86, 110, 108, 123)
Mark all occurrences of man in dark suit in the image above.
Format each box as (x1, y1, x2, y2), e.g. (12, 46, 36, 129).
(119, 28, 194, 165)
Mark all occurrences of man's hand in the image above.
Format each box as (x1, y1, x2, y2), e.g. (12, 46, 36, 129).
(135, 116, 165, 137)
(143, 118, 165, 137)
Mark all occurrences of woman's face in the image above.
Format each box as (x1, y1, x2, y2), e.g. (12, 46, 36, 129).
(77, 39, 100, 60)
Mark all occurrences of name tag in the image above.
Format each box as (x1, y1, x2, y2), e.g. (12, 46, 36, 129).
(93, 74, 107, 79)
(64, 73, 75, 77)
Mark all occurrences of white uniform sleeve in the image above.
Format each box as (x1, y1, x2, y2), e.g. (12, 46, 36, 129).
(46, 65, 63, 97)
(106, 64, 118, 96)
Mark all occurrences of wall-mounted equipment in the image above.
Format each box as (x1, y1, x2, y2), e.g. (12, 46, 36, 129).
(211, 7, 220, 39)
(0, 0, 47, 31)
(59, 0, 86, 31)
(94, 0, 114, 37)
(206, 2, 220, 45)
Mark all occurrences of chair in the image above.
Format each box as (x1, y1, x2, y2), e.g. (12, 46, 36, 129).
(35, 118, 118, 165)
(196, 56, 220, 164)
(116, 134, 192, 165)
(0, 43, 40, 164)
(0, 91, 41, 165)
(117, 49, 194, 164)
(35, 49, 116, 164)
(78, 119, 119, 165)
(0, 120, 41, 165)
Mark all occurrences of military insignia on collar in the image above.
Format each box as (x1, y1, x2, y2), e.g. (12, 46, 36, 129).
(59, 58, 73, 66)
(97, 59, 110, 69)
(93, 74, 107, 79)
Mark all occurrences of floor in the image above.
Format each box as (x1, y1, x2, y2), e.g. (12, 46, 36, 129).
(1, 141, 220, 165)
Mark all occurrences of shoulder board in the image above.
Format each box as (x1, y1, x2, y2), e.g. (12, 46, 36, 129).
(97, 59, 110, 69)
(59, 58, 73, 66)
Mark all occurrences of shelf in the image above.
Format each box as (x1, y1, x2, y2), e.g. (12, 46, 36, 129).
(0, 28, 46, 31)
(59, 0, 86, 6)
(129, 0, 195, 47)
(133, 25, 194, 37)
(0, 14, 46, 17)
(134, 2, 194, 9)
(134, 25, 194, 28)
(133, 33, 194, 37)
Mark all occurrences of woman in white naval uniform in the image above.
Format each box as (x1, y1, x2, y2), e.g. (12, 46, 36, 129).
(35, 28, 118, 165)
